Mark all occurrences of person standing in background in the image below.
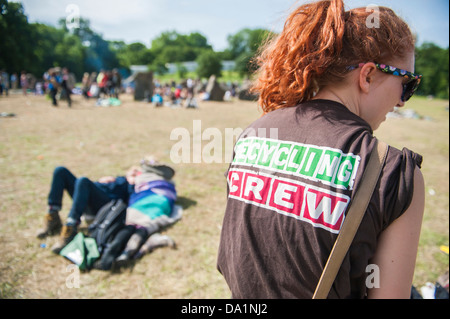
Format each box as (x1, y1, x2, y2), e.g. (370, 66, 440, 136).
(20, 71, 28, 95)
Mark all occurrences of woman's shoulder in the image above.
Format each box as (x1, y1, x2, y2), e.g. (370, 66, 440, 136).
(376, 142, 423, 229)
(385, 143, 423, 169)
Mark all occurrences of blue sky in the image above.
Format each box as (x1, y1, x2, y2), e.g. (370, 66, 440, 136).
(13, 0, 450, 51)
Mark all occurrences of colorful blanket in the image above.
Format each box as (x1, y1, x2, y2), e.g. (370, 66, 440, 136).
(126, 176, 181, 234)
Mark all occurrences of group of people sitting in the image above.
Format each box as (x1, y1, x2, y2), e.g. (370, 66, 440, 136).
(37, 156, 180, 270)
(82, 69, 122, 100)
(151, 79, 198, 108)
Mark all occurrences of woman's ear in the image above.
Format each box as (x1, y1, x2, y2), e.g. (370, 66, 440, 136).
(359, 62, 377, 94)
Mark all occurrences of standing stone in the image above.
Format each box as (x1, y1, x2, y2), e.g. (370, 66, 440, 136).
(205, 75, 225, 101)
(134, 72, 153, 101)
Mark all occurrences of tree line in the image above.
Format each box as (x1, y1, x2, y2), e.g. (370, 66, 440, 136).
(0, 1, 448, 99)
(0, 1, 271, 80)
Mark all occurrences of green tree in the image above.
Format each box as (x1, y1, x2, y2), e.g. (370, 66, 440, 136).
(0, 1, 35, 74)
(226, 28, 275, 76)
(54, 33, 85, 77)
(1, 5, 123, 80)
(196, 50, 222, 79)
(59, 17, 119, 74)
(186, 32, 212, 49)
(32, 23, 65, 72)
(115, 42, 154, 67)
(149, 30, 212, 72)
(176, 62, 188, 79)
(415, 43, 449, 99)
(151, 30, 211, 52)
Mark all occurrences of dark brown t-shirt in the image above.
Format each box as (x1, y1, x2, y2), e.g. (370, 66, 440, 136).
(217, 99, 423, 299)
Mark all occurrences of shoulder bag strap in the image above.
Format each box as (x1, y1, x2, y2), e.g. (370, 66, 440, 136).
(313, 140, 388, 299)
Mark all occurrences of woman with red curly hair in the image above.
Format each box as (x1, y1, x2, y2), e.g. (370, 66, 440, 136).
(218, 0, 425, 299)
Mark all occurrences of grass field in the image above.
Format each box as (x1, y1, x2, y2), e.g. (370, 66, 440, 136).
(0, 92, 448, 299)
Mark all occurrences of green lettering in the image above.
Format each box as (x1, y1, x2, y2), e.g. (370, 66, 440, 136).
(316, 150, 341, 182)
(334, 155, 357, 188)
(246, 139, 263, 165)
(286, 145, 307, 173)
(232, 138, 360, 190)
(257, 140, 279, 167)
(233, 139, 249, 163)
(271, 143, 292, 170)
(299, 147, 323, 177)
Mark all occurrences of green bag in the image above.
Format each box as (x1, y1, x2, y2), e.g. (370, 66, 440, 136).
(59, 232, 100, 271)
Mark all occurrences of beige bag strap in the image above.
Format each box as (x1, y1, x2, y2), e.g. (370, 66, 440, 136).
(313, 140, 388, 299)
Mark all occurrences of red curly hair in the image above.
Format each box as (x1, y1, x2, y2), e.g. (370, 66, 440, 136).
(251, 0, 416, 114)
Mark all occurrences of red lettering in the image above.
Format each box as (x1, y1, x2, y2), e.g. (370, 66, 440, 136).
(227, 169, 350, 234)
(242, 173, 271, 204)
(228, 170, 244, 197)
(269, 179, 305, 215)
(302, 188, 348, 232)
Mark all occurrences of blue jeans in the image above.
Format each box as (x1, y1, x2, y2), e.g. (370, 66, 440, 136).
(47, 166, 111, 224)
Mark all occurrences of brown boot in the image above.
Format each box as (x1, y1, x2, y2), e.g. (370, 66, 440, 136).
(51, 225, 77, 254)
(36, 213, 62, 239)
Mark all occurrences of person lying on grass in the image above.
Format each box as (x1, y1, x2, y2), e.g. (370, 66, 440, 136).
(37, 165, 140, 254)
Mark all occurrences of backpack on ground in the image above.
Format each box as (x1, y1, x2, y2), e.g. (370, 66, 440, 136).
(88, 199, 127, 255)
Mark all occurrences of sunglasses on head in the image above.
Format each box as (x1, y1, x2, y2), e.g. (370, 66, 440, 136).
(347, 63, 423, 102)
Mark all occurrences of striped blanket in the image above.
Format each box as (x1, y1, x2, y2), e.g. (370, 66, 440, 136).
(126, 173, 181, 234)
